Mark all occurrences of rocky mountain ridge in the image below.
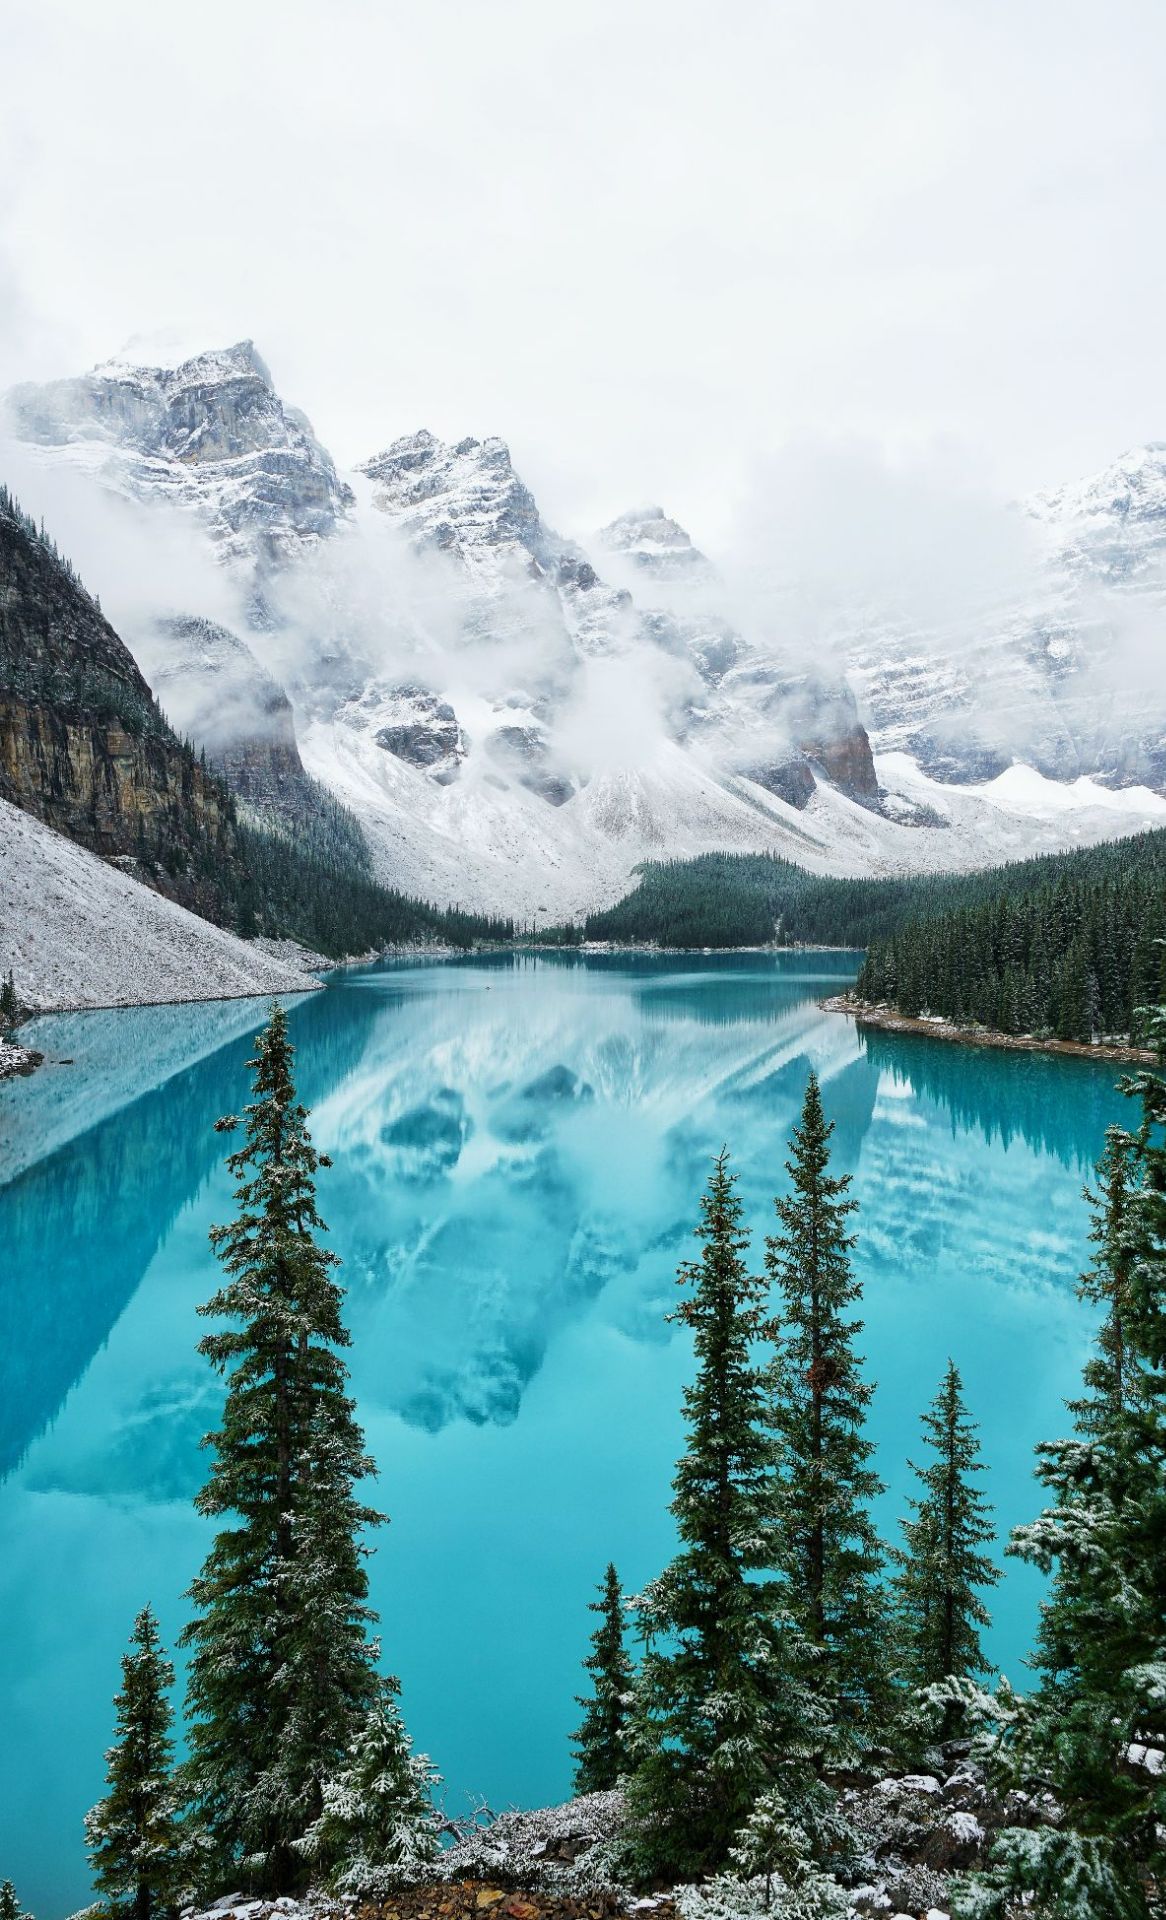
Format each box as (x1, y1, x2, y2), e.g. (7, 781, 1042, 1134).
(6, 343, 1166, 916)
(5, 341, 351, 577)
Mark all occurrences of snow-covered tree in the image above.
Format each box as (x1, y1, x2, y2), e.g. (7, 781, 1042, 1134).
(766, 1073, 889, 1752)
(0, 1882, 32, 1920)
(181, 1004, 385, 1892)
(572, 1562, 634, 1793)
(627, 1150, 826, 1880)
(953, 1824, 1147, 1920)
(958, 999, 1166, 1919)
(0, 972, 17, 1028)
(296, 1676, 442, 1891)
(894, 1360, 999, 1694)
(730, 1791, 846, 1916)
(84, 1606, 186, 1920)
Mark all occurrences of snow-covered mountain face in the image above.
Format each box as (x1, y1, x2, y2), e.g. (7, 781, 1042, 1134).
(5, 342, 351, 578)
(596, 504, 713, 581)
(5, 342, 1166, 918)
(849, 443, 1166, 791)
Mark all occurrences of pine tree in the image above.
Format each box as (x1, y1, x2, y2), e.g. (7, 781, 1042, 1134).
(957, 999, 1166, 1920)
(894, 1362, 999, 1694)
(84, 1606, 186, 1920)
(0, 1883, 31, 1920)
(627, 1151, 826, 1880)
(766, 1073, 888, 1751)
(181, 1005, 385, 1892)
(296, 1677, 441, 1891)
(0, 971, 17, 1027)
(572, 1562, 634, 1793)
(730, 1792, 848, 1916)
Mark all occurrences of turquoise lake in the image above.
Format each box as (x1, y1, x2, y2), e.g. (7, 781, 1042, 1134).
(0, 951, 1136, 1916)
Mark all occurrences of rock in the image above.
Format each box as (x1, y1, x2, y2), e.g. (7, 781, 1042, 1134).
(5, 341, 352, 576)
(487, 725, 575, 807)
(745, 755, 816, 809)
(374, 686, 466, 782)
(920, 1808, 986, 1870)
(0, 498, 240, 921)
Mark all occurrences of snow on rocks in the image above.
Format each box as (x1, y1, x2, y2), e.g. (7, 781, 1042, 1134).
(0, 1034, 42, 1080)
(0, 795, 321, 1013)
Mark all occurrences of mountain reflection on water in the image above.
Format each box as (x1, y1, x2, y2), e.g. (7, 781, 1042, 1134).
(0, 952, 1132, 1918)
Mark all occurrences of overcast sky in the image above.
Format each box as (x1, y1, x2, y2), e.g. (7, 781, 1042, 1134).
(2, 0, 1165, 545)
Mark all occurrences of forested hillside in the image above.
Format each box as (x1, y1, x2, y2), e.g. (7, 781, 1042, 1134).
(584, 836, 1166, 973)
(856, 837, 1166, 1042)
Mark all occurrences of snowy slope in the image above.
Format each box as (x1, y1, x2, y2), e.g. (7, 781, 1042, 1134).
(0, 796, 321, 1012)
(300, 713, 1166, 920)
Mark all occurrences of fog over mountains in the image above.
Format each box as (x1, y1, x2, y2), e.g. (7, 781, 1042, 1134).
(5, 340, 1166, 919)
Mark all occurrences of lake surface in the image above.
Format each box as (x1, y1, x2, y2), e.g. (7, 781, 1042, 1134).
(0, 952, 1134, 1916)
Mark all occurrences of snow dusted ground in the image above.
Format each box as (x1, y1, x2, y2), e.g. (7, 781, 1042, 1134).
(0, 796, 321, 1014)
(301, 712, 1166, 921)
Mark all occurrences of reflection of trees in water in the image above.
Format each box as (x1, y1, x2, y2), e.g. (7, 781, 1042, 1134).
(3, 966, 1119, 1477)
(0, 988, 376, 1481)
(858, 1030, 1127, 1171)
(419, 949, 863, 1031)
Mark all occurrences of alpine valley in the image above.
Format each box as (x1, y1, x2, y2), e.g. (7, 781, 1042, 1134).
(5, 339, 1166, 940)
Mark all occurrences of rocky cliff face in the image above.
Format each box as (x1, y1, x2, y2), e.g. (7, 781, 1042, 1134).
(354, 431, 880, 808)
(139, 613, 313, 814)
(0, 495, 236, 916)
(5, 341, 351, 579)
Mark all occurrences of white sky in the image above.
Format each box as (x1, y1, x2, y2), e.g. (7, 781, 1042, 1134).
(2, 0, 1165, 545)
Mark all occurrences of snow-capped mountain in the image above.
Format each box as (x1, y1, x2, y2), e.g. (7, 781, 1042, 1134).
(1029, 440, 1166, 583)
(5, 341, 1166, 919)
(848, 443, 1166, 791)
(5, 341, 351, 577)
(596, 504, 712, 580)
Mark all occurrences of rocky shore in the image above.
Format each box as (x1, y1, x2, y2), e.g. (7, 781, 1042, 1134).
(821, 994, 1159, 1066)
(0, 1034, 42, 1080)
(177, 1758, 1074, 1920)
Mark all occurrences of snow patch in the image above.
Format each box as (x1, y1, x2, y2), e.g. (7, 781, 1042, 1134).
(0, 797, 321, 1014)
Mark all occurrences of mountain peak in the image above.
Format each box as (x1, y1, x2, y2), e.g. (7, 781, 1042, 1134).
(91, 338, 275, 392)
(596, 505, 709, 578)
(359, 429, 540, 569)
(4, 341, 349, 571)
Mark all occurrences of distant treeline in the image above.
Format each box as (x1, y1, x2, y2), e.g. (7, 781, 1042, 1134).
(228, 813, 514, 956)
(856, 833, 1166, 1042)
(581, 834, 1166, 978)
(223, 773, 514, 955)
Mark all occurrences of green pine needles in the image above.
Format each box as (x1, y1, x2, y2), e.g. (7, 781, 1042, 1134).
(84, 1606, 185, 1920)
(572, 1563, 634, 1793)
(766, 1072, 888, 1752)
(624, 1103, 891, 1883)
(296, 1676, 443, 1889)
(956, 1002, 1166, 1919)
(627, 1149, 825, 1879)
(181, 1003, 386, 1891)
(894, 1360, 999, 1694)
(0, 1883, 32, 1920)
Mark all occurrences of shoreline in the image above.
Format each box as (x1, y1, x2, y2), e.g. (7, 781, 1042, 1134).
(0, 1036, 44, 1081)
(820, 995, 1159, 1066)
